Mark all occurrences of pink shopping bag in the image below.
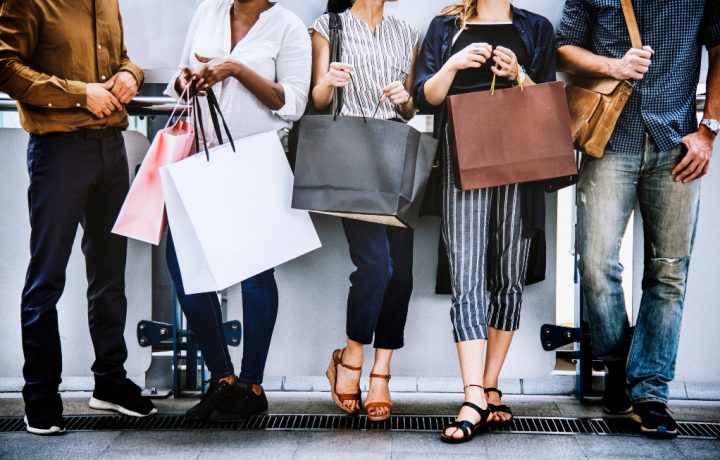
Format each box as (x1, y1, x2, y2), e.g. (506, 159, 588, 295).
(112, 91, 195, 245)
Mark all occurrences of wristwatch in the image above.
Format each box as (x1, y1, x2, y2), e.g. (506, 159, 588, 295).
(701, 118, 720, 136)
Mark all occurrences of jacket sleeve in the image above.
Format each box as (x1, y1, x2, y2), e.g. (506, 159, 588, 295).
(532, 19, 558, 84)
(0, 0, 87, 108)
(413, 17, 443, 114)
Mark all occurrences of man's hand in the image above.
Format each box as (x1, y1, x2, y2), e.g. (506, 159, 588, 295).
(610, 46, 654, 80)
(86, 81, 123, 118)
(108, 71, 138, 104)
(195, 53, 239, 89)
(673, 128, 715, 182)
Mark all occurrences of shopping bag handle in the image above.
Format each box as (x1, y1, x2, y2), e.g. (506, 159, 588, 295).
(490, 62, 524, 96)
(165, 84, 192, 129)
(191, 81, 236, 161)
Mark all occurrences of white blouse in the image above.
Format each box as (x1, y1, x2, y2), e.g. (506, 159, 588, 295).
(165, 0, 311, 147)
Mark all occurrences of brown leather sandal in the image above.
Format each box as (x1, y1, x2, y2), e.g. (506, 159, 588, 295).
(326, 348, 362, 415)
(364, 374, 393, 422)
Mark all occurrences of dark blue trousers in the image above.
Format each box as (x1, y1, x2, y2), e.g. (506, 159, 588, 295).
(165, 232, 279, 384)
(21, 129, 130, 402)
(342, 219, 414, 349)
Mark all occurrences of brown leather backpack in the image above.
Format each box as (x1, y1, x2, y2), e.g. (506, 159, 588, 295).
(566, 0, 642, 158)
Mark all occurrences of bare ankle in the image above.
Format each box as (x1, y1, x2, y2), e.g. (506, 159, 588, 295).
(219, 375, 237, 385)
(251, 384, 262, 396)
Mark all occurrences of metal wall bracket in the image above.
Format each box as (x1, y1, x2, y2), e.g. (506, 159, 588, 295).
(224, 320, 242, 347)
(137, 321, 174, 347)
(540, 324, 581, 351)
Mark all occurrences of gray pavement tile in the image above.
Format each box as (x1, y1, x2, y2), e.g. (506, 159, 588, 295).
(686, 382, 720, 401)
(573, 434, 687, 459)
(295, 452, 391, 460)
(97, 450, 200, 460)
(482, 433, 586, 459)
(198, 449, 294, 460)
(388, 377, 418, 393)
(673, 439, 720, 459)
(521, 376, 576, 395)
(391, 453, 482, 460)
(417, 378, 462, 393)
(262, 376, 284, 392)
(497, 397, 563, 417)
(106, 430, 243, 451)
(555, 398, 610, 419)
(668, 380, 689, 400)
(390, 432, 488, 456)
(0, 431, 121, 460)
(296, 431, 392, 453)
(669, 400, 720, 423)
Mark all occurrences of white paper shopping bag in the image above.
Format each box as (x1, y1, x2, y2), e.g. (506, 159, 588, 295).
(160, 131, 322, 294)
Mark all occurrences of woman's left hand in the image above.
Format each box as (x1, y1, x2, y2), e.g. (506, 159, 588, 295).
(380, 81, 411, 106)
(491, 46, 519, 81)
(195, 53, 239, 89)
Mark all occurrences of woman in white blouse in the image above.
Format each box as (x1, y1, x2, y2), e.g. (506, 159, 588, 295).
(163, 0, 311, 422)
(312, 0, 419, 422)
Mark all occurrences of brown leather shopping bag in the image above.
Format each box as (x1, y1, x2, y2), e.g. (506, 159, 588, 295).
(447, 80, 577, 191)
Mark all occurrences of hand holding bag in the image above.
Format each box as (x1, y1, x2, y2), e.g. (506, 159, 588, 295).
(565, 0, 642, 158)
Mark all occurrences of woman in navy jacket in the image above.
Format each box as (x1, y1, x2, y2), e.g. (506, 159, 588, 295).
(413, 0, 557, 443)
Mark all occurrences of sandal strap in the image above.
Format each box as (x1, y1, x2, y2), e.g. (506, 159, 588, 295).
(484, 387, 503, 398)
(336, 392, 361, 402)
(335, 349, 362, 372)
(488, 403, 512, 414)
(364, 401, 393, 409)
(461, 401, 491, 424)
(464, 384, 485, 390)
(369, 373, 391, 380)
(444, 420, 473, 437)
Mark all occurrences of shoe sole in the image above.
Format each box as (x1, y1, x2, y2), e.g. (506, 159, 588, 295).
(89, 397, 158, 418)
(630, 413, 678, 439)
(603, 405, 633, 415)
(23, 416, 65, 436)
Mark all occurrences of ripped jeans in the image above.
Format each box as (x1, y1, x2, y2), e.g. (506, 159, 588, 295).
(576, 135, 700, 404)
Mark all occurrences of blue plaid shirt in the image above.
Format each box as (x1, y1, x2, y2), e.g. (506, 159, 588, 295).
(556, 0, 720, 154)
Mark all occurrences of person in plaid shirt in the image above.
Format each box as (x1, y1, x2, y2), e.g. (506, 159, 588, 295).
(557, 0, 719, 439)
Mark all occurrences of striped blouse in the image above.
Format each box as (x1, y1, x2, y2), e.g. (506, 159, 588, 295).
(313, 11, 419, 121)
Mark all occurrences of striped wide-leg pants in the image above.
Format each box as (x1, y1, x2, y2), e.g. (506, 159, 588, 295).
(441, 129, 532, 342)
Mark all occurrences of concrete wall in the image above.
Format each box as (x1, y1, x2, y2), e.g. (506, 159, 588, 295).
(0, 0, 716, 393)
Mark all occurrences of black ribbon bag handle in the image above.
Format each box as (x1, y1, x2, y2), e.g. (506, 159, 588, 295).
(191, 81, 236, 161)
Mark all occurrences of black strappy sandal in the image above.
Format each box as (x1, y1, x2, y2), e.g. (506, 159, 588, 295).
(440, 385, 491, 444)
(485, 387, 513, 423)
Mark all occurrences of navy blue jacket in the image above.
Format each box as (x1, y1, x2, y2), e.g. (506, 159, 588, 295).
(413, 7, 557, 285)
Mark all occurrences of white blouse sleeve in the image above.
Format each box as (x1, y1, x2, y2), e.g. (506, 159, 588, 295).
(272, 20, 312, 121)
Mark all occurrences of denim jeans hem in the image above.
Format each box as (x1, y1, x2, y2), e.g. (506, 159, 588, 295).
(238, 375, 263, 386)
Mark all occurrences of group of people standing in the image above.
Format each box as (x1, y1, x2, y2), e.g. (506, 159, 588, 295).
(0, 0, 717, 444)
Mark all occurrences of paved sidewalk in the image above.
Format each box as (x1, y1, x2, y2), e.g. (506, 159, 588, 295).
(1, 392, 718, 459)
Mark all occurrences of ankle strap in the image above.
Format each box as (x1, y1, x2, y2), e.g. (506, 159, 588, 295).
(464, 384, 485, 390)
(484, 387, 502, 398)
(338, 349, 362, 372)
(369, 373, 391, 380)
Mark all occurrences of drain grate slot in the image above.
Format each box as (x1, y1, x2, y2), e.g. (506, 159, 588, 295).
(0, 415, 717, 439)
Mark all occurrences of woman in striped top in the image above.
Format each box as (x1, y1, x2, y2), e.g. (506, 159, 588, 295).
(311, 0, 419, 422)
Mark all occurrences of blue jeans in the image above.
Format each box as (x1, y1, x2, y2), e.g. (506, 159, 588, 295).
(576, 136, 700, 404)
(166, 232, 279, 384)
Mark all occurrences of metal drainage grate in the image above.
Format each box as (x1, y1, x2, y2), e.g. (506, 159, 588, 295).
(0, 415, 717, 439)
